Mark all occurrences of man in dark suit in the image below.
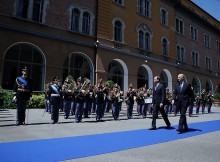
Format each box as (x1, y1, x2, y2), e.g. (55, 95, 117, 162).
(149, 76, 171, 130)
(172, 73, 194, 133)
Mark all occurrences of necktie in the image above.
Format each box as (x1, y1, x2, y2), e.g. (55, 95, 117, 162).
(180, 82, 183, 91)
(155, 84, 158, 91)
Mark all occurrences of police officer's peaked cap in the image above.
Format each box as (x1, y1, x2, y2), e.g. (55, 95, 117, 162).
(22, 66, 28, 71)
(53, 76, 59, 81)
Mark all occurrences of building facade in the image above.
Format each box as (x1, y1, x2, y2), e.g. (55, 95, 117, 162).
(0, 0, 219, 94)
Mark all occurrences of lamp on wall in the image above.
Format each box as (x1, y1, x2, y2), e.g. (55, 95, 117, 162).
(94, 40, 100, 47)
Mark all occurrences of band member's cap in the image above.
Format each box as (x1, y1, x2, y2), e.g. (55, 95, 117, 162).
(97, 78, 103, 84)
(53, 76, 59, 81)
(113, 83, 119, 89)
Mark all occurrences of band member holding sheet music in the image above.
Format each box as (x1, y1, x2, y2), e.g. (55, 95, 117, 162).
(13, 66, 32, 126)
(125, 83, 136, 119)
(149, 76, 171, 130)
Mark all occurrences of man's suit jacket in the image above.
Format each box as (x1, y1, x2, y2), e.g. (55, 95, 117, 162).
(152, 83, 165, 105)
(173, 82, 194, 107)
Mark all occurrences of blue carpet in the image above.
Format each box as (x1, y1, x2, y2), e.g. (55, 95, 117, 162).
(1, 120, 220, 162)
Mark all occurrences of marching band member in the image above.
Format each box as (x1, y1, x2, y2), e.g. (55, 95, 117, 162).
(142, 86, 149, 118)
(125, 83, 136, 119)
(188, 87, 195, 117)
(62, 75, 75, 119)
(84, 86, 94, 118)
(74, 77, 86, 123)
(136, 87, 144, 116)
(164, 88, 172, 115)
(94, 78, 107, 122)
(207, 92, 213, 113)
(195, 93, 201, 114)
(111, 83, 121, 120)
(44, 82, 52, 114)
(201, 89, 207, 113)
(48, 76, 61, 124)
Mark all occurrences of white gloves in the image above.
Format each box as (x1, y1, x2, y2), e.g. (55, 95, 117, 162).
(12, 96, 17, 102)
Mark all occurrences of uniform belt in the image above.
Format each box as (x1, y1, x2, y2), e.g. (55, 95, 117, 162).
(51, 94, 60, 97)
(17, 88, 30, 92)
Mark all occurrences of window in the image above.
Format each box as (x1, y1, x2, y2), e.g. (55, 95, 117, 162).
(190, 26, 198, 42)
(137, 23, 152, 51)
(204, 34, 210, 48)
(71, 8, 80, 32)
(162, 38, 168, 56)
(137, 0, 151, 17)
(177, 45, 184, 62)
(16, 0, 45, 22)
(205, 57, 211, 70)
(176, 18, 184, 34)
(216, 40, 220, 54)
(138, 31, 150, 50)
(114, 20, 123, 42)
(63, 53, 92, 83)
(161, 8, 168, 26)
(82, 12, 90, 35)
(70, 7, 94, 35)
(114, 0, 123, 5)
(192, 51, 199, 66)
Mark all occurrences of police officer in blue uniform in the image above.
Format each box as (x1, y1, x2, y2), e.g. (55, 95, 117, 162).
(48, 76, 61, 124)
(13, 66, 32, 126)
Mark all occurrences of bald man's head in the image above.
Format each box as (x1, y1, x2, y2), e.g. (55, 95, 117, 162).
(177, 73, 185, 83)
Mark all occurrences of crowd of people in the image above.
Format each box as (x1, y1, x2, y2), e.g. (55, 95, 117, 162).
(13, 67, 215, 133)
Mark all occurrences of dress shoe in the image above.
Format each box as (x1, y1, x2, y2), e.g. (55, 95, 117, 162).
(149, 127, 156, 130)
(176, 129, 183, 133)
(167, 124, 171, 129)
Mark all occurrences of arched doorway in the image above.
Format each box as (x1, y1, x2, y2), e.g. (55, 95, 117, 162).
(192, 77, 201, 94)
(206, 79, 213, 93)
(107, 60, 124, 90)
(2, 43, 45, 91)
(137, 66, 149, 88)
(63, 52, 94, 84)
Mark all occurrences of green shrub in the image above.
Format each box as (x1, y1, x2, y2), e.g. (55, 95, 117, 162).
(0, 87, 16, 109)
(28, 94, 45, 108)
(213, 93, 220, 100)
(0, 87, 45, 109)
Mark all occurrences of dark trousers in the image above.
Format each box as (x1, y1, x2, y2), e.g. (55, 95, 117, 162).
(126, 103, 133, 118)
(50, 97, 60, 123)
(177, 100, 188, 131)
(96, 102, 105, 121)
(151, 104, 170, 128)
(75, 102, 84, 122)
(112, 103, 120, 120)
(63, 100, 72, 118)
(16, 99, 28, 124)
